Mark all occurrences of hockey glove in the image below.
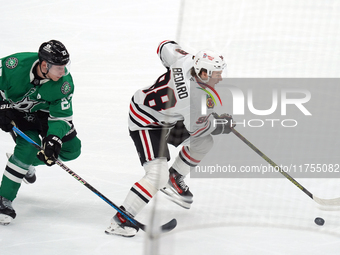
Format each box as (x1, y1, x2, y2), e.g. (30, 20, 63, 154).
(37, 135, 62, 166)
(211, 112, 235, 135)
(0, 102, 15, 132)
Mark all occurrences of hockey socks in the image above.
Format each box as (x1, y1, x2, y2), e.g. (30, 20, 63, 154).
(0, 156, 29, 201)
(122, 178, 158, 216)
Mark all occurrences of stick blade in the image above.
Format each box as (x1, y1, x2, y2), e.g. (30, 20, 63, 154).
(313, 195, 340, 206)
(161, 218, 177, 232)
(139, 218, 177, 233)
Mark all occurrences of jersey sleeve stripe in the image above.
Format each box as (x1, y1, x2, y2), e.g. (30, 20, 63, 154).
(157, 40, 171, 54)
(157, 40, 177, 54)
(157, 40, 178, 65)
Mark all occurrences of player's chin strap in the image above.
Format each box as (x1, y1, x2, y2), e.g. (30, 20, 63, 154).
(231, 128, 340, 206)
(39, 62, 50, 78)
(11, 125, 177, 233)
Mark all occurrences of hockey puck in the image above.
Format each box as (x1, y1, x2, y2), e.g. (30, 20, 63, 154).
(314, 217, 325, 226)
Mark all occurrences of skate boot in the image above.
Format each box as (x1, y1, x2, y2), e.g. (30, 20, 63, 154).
(6, 153, 36, 184)
(161, 167, 193, 209)
(105, 207, 139, 237)
(23, 165, 36, 184)
(0, 196, 16, 225)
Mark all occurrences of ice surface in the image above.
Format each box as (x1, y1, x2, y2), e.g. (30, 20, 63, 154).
(1, 1, 340, 254)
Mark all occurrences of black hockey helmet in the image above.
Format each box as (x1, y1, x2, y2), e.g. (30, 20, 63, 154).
(38, 40, 70, 66)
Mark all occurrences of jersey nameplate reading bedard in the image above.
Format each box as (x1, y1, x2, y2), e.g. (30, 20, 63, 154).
(172, 68, 188, 99)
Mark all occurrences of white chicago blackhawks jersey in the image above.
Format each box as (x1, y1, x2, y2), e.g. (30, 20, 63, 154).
(128, 40, 218, 138)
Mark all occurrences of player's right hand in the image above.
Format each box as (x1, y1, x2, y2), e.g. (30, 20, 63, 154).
(37, 135, 62, 166)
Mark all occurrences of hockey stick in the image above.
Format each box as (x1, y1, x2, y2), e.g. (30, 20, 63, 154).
(12, 126, 177, 232)
(232, 128, 340, 206)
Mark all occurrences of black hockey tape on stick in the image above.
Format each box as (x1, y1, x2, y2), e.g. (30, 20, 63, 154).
(12, 126, 177, 232)
(232, 128, 340, 206)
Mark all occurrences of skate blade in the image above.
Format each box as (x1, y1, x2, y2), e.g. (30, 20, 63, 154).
(0, 214, 13, 225)
(104, 227, 137, 237)
(104, 230, 136, 237)
(162, 185, 193, 203)
(160, 188, 192, 209)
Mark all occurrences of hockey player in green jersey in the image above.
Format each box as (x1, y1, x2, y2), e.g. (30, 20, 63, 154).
(0, 40, 81, 225)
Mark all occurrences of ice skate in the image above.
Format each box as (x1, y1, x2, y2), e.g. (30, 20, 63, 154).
(161, 167, 193, 209)
(0, 196, 16, 225)
(6, 153, 36, 184)
(23, 165, 36, 184)
(105, 208, 139, 237)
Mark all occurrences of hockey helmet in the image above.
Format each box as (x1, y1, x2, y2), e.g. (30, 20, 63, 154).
(193, 50, 226, 82)
(38, 40, 70, 66)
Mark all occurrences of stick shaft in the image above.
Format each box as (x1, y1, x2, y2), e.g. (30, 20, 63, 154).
(231, 128, 314, 198)
(12, 126, 143, 229)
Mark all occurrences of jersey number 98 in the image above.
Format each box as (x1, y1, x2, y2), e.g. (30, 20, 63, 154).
(143, 71, 176, 111)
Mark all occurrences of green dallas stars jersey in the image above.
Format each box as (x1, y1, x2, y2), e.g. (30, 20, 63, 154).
(0, 52, 74, 139)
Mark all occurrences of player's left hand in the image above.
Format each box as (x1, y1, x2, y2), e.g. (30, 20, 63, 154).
(211, 112, 236, 135)
(37, 135, 62, 166)
(0, 102, 15, 132)
(219, 113, 236, 133)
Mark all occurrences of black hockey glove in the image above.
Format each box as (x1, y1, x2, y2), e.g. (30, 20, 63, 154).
(211, 112, 235, 135)
(0, 102, 15, 132)
(37, 135, 62, 166)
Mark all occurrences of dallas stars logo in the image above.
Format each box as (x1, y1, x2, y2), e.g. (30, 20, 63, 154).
(12, 97, 41, 112)
(6, 57, 18, 69)
(10, 88, 44, 112)
(61, 82, 71, 94)
(23, 113, 36, 122)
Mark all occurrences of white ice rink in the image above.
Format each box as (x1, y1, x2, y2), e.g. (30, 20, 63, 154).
(1, 0, 340, 254)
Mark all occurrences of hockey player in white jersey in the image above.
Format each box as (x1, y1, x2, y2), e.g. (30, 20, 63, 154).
(106, 40, 234, 237)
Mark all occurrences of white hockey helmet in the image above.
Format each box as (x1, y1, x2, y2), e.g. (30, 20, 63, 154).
(193, 50, 226, 82)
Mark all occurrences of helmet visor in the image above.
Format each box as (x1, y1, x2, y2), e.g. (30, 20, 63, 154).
(47, 61, 71, 77)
